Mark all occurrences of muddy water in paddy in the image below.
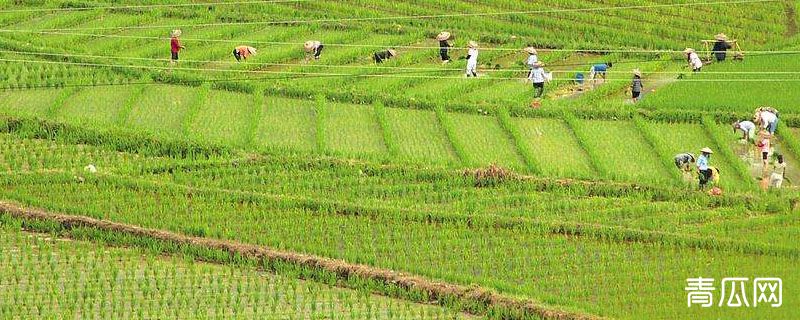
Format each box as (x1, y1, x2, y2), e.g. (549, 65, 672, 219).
(730, 138, 800, 188)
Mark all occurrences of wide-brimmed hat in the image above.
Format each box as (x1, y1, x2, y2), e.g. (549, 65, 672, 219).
(387, 49, 397, 57)
(247, 47, 257, 55)
(632, 69, 642, 77)
(436, 31, 451, 41)
(701, 147, 714, 154)
(468, 41, 478, 48)
(303, 40, 318, 51)
(715, 33, 728, 41)
(170, 29, 182, 37)
(523, 47, 537, 55)
(683, 48, 695, 54)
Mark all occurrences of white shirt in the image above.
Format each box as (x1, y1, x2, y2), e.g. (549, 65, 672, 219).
(760, 111, 777, 128)
(529, 67, 545, 83)
(467, 48, 478, 63)
(738, 121, 755, 133)
(689, 52, 703, 69)
(526, 55, 538, 68)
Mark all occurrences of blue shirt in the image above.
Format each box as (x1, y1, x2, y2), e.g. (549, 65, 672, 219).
(697, 154, 709, 171)
(592, 64, 608, 72)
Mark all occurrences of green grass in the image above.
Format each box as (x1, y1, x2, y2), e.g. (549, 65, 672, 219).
(255, 97, 316, 152)
(0, 228, 470, 319)
(126, 85, 200, 138)
(189, 90, 254, 147)
(384, 107, 458, 164)
(512, 117, 596, 178)
(0, 89, 63, 118)
(56, 87, 137, 128)
(448, 113, 526, 170)
(322, 103, 386, 156)
(572, 120, 672, 183)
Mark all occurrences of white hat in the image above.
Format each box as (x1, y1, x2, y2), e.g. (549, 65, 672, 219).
(468, 41, 478, 48)
(171, 29, 182, 37)
(523, 47, 537, 54)
(436, 31, 451, 41)
(632, 69, 642, 77)
(701, 147, 714, 154)
(247, 47, 257, 55)
(684, 48, 695, 54)
(303, 40, 319, 52)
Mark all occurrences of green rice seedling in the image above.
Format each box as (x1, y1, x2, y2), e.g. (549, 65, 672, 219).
(512, 117, 596, 178)
(322, 102, 386, 157)
(384, 107, 459, 165)
(255, 96, 316, 152)
(126, 85, 202, 139)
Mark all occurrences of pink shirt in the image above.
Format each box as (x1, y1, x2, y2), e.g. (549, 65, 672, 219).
(761, 138, 771, 153)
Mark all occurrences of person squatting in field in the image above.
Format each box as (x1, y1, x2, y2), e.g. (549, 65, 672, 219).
(232, 46, 257, 62)
(684, 48, 703, 72)
(170, 29, 185, 65)
(697, 147, 714, 189)
(437, 31, 451, 63)
(304, 40, 323, 60)
(589, 62, 612, 86)
(674, 153, 696, 172)
(529, 61, 547, 99)
(465, 41, 478, 77)
(631, 69, 643, 103)
(733, 120, 757, 141)
(373, 49, 397, 63)
(770, 154, 786, 189)
(754, 107, 779, 135)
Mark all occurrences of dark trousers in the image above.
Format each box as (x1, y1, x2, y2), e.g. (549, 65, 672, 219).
(533, 82, 544, 98)
(699, 169, 712, 188)
(715, 52, 726, 62)
(314, 45, 323, 58)
(440, 48, 449, 61)
(233, 49, 241, 61)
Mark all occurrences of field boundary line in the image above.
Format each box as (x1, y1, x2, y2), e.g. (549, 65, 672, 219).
(182, 83, 211, 141)
(561, 112, 604, 177)
(497, 108, 542, 175)
(0, 201, 605, 320)
(434, 107, 472, 167)
(114, 84, 148, 127)
(631, 116, 684, 184)
(44, 87, 80, 118)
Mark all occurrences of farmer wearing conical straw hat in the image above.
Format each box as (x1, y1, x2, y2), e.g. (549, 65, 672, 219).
(465, 41, 479, 77)
(631, 69, 643, 103)
(712, 33, 732, 62)
(529, 61, 547, 99)
(684, 48, 702, 72)
(436, 31, 452, 63)
(373, 49, 397, 64)
(697, 147, 714, 189)
(304, 40, 323, 60)
(169, 29, 185, 66)
(232, 45, 257, 62)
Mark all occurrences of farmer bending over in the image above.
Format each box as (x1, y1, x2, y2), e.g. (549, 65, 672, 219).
(232, 46, 257, 62)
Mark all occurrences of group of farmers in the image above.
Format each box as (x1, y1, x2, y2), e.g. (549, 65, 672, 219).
(674, 106, 785, 192)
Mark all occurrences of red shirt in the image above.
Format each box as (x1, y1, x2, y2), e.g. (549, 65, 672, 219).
(170, 37, 181, 53)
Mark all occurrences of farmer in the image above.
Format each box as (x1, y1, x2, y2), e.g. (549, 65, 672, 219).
(170, 29, 185, 65)
(373, 49, 397, 64)
(712, 33, 732, 62)
(758, 130, 772, 167)
(524, 46, 538, 71)
(436, 31, 452, 63)
(697, 147, 714, 189)
(674, 153, 696, 172)
(631, 69, 643, 103)
(465, 41, 478, 77)
(589, 62, 612, 86)
(684, 48, 703, 72)
(732, 120, 756, 141)
(754, 107, 779, 135)
(304, 40, 323, 60)
(529, 61, 547, 99)
(232, 46, 257, 62)
(770, 154, 786, 189)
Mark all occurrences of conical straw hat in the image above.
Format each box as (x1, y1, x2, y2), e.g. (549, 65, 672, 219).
(523, 47, 537, 54)
(304, 40, 319, 51)
(684, 48, 695, 54)
(632, 69, 642, 76)
(715, 33, 728, 41)
(436, 31, 451, 41)
(468, 41, 478, 48)
(387, 49, 397, 56)
(248, 47, 257, 55)
(701, 147, 714, 154)
(171, 29, 182, 37)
